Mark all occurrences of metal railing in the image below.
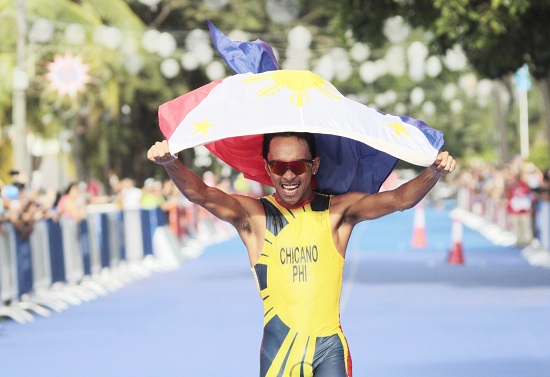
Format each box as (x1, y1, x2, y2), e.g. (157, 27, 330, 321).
(0, 204, 234, 324)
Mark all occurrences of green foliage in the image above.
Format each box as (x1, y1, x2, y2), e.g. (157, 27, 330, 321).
(27, 0, 100, 25)
(331, 0, 399, 46)
(0, 139, 14, 184)
(330, 0, 550, 166)
(529, 137, 549, 171)
(84, 0, 144, 29)
(3, 0, 549, 188)
(0, 53, 14, 125)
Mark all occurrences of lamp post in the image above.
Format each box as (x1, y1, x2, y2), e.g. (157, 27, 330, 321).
(514, 64, 531, 160)
(12, 0, 29, 180)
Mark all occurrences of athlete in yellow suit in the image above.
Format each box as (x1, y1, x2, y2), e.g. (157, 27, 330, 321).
(147, 132, 456, 376)
(255, 194, 351, 376)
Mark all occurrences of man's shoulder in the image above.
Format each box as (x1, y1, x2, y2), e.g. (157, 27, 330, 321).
(232, 193, 266, 214)
(329, 191, 369, 206)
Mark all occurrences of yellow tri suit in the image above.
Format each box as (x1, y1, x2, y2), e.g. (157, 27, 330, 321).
(252, 193, 352, 377)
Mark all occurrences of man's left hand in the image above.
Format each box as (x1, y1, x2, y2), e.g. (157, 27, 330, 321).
(431, 151, 456, 177)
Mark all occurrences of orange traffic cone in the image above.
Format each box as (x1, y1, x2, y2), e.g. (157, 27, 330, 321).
(448, 218, 465, 265)
(411, 202, 427, 248)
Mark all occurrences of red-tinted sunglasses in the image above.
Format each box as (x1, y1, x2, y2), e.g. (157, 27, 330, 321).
(267, 159, 314, 175)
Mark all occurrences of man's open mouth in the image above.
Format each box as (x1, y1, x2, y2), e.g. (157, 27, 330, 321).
(282, 183, 300, 195)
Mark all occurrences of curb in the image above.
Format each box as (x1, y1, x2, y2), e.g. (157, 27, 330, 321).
(451, 207, 550, 269)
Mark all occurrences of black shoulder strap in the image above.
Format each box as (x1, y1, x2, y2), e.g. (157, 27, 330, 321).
(310, 193, 331, 212)
(259, 198, 289, 236)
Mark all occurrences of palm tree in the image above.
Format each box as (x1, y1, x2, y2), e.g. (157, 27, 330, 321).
(0, 0, 156, 186)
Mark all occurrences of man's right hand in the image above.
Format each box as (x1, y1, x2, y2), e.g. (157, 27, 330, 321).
(147, 140, 178, 165)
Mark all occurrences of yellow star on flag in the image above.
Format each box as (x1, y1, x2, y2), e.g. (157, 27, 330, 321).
(386, 122, 409, 138)
(193, 119, 215, 136)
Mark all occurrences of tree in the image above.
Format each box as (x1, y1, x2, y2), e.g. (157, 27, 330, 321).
(0, 0, 195, 187)
(432, 0, 550, 166)
(330, 0, 550, 166)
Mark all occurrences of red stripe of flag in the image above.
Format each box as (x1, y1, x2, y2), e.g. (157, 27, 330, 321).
(158, 78, 225, 139)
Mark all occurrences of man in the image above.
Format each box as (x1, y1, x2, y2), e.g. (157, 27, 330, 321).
(147, 132, 456, 377)
(506, 169, 534, 247)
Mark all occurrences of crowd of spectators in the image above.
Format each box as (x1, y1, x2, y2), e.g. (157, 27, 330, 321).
(454, 156, 550, 247)
(0, 170, 186, 240)
(2, 160, 549, 247)
(0, 168, 252, 244)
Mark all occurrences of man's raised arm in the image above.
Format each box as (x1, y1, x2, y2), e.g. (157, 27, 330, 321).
(335, 151, 456, 223)
(147, 140, 251, 226)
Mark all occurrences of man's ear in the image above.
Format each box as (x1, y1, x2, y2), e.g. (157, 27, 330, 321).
(264, 160, 271, 174)
(312, 157, 320, 175)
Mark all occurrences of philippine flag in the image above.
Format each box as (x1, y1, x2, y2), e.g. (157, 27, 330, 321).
(159, 69, 443, 195)
(158, 22, 444, 195)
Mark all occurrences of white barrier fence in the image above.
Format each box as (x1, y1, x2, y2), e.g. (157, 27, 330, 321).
(0, 204, 233, 324)
(457, 187, 550, 248)
(456, 187, 550, 265)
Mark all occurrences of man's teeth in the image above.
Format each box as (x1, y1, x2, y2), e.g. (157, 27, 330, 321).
(282, 184, 299, 190)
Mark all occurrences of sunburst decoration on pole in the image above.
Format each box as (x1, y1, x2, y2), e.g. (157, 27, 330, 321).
(45, 52, 91, 98)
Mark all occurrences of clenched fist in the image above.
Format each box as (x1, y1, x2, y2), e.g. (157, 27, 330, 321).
(147, 140, 177, 165)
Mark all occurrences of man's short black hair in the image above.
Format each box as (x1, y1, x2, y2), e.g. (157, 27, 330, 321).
(262, 132, 317, 160)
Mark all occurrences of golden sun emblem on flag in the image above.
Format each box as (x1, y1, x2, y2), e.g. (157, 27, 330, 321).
(244, 70, 342, 107)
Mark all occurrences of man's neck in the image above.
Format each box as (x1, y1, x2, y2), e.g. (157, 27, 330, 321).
(273, 192, 316, 209)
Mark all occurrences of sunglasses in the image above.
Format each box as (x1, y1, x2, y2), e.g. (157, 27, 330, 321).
(267, 159, 314, 175)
